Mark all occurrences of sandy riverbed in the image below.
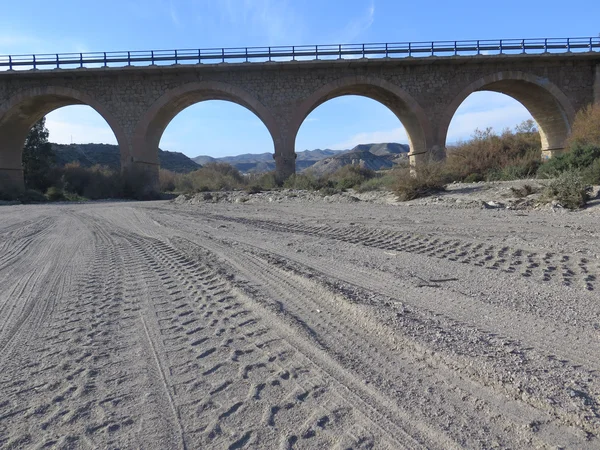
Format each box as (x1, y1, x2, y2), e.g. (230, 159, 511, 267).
(1, 191, 599, 448)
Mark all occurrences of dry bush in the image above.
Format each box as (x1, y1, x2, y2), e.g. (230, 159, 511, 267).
(159, 169, 178, 192)
(175, 162, 245, 192)
(566, 103, 600, 148)
(391, 162, 447, 201)
(446, 121, 541, 182)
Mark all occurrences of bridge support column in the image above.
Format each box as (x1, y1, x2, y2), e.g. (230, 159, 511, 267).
(123, 159, 160, 196)
(273, 152, 296, 182)
(0, 144, 25, 193)
(594, 64, 600, 105)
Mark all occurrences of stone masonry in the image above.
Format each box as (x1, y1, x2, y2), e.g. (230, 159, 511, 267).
(1, 52, 599, 189)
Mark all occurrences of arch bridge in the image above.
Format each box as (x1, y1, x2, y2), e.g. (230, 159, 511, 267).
(1, 37, 599, 190)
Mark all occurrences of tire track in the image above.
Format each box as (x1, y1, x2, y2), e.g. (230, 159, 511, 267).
(113, 229, 418, 449)
(170, 234, 597, 449)
(208, 215, 598, 291)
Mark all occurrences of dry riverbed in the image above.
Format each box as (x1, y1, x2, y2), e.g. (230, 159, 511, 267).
(1, 188, 599, 449)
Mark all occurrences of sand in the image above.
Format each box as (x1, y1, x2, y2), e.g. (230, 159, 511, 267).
(0, 194, 599, 449)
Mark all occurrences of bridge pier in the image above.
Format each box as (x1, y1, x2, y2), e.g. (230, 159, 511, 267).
(595, 64, 600, 105)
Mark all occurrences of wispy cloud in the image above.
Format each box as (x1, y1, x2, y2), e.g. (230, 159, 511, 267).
(169, 1, 181, 28)
(213, 0, 304, 45)
(336, 0, 375, 43)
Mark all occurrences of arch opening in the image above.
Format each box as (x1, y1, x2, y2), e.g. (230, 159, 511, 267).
(295, 95, 412, 174)
(441, 73, 575, 160)
(0, 87, 127, 190)
(159, 100, 275, 172)
(133, 82, 280, 172)
(291, 78, 434, 167)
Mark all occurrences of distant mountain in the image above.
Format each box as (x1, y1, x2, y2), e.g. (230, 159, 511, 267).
(355, 143, 410, 156)
(192, 155, 217, 166)
(51, 143, 201, 173)
(305, 146, 399, 177)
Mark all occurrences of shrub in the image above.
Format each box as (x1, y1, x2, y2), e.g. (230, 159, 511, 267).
(283, 173, 326, 190)
(247, 171, 279, 191)
(159, 169, 178, 192)
(538, 143, 600, 178)
(325, 165, 376, 190)
(582, 158, 600, 185)
(541, 170, 591, 209)
(176, 163, 245, 192)
(18, 189, 47, 203)
(46, 186, 65, 201)
(566, 103, 600, 148)
(392, 162, 447, 201)
(354, 172, 396, 192)
(446, 121, 541, 182)
(510, 184, 538, 198)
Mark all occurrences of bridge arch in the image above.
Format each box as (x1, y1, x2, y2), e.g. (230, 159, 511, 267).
(0, 86, 128, 189)
(132, 81, 281, 174)
(440, 71, 576, 158)
(289, 76, 435, 166)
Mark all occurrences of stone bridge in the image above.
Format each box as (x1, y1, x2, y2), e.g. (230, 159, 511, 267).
(1, 42, 599, 189)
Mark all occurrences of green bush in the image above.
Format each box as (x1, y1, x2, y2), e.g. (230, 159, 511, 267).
(46, 186, 65, 201)
(325, 165, 376, 190)
(538, 143, 600, 178)
(354, 173, 396, 192)
(541, 170, 591, 209)
(283, 173, 326, 190)
(582, 158, 600, 185)
(247, 171, 279, 191)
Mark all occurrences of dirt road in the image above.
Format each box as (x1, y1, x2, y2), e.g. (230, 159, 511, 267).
(1, 199, 599, 449)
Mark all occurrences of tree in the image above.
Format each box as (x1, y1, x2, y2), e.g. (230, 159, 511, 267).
(22, 117, 55, 191)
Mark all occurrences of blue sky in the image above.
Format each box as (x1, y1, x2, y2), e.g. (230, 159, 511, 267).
(2, 0, 599, 157)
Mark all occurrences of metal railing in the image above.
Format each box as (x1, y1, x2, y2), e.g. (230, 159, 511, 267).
(1, 37, 599, 71)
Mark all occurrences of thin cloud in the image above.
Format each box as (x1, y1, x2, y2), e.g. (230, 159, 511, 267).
(336, 0, 375, 43)
(214, 0, 303, 45)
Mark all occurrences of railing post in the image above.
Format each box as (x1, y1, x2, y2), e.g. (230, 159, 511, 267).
(566, 38, 571, 52)
(198, 49, 201, 64)
(385, 43, 388, 57)
(80, 53, 83, 68)
(151, 50, 155, 65)
(522, 39, 525, 54)
(175, 50, 179, 64)
(268, 47, 271, 62)
(431, 41, 434, 56)
(339, 44, 342, 59)
(590, 37, 593, 51)
(499, 39, 503, 54)
(408, 42, 412, 57)
(477, 40, 480, 55)
(315, 45, 318, 60)
(33, 55, 36, 70)
(362, 43, 365, 58)
(127, 51, 131, 66)
(292, 46, 295, 61)
(56, 54, 59, 69)
(222, 48, 225, 63)
(245, 47, 248, 62)
(454, 41, 457, 56)
(103, 52, 107, 66)
(8, 55, 12, 70)
(544, 38, 548, 53)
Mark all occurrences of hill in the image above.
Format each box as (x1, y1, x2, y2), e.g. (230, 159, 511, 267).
(51, 144, 201, 173)
(306, 147, 396, 177)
